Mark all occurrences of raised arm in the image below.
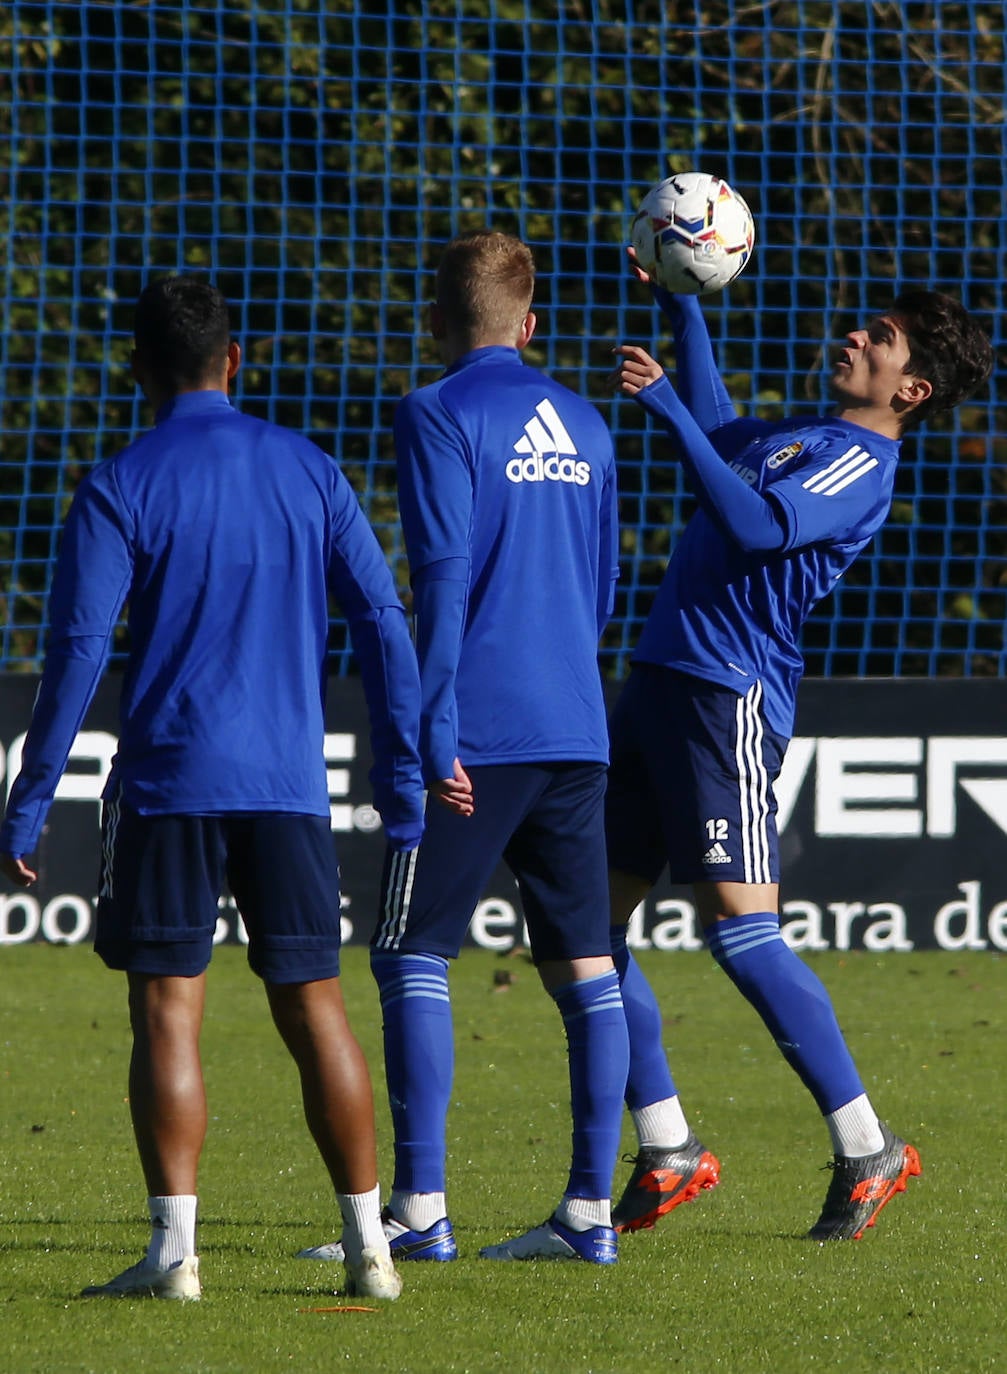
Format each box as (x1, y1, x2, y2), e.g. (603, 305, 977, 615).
(625, 248, 737, 432)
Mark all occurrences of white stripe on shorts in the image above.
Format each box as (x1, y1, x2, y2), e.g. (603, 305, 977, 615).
(733, 682, 772, 885)
(98, 788, 122, 900)
(374, 845, 419, 951)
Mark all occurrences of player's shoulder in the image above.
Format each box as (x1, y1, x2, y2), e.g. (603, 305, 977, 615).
(761, 415, 896, 470)
(787, 414, 897, 456)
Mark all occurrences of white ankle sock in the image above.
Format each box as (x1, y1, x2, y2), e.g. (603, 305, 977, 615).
(826, 1094, 885, 1157)
(145, 1195, 197, 1268)
(388, 1189, 447, 1232)
(632, 1095, 689, 1150)
(337, 1184, 387, 1266)
(555, 1196, 611, 1232)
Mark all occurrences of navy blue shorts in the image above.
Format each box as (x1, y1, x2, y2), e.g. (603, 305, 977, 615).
(606, 665, 787, 886)
(370, 762, 610, 963)
(95, 797, 343, 983)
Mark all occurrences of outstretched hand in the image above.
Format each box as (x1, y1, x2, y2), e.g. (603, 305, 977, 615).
(430, 758, 475, 817)
(607, 344, 665, 396)
(0, 853, 37, 887)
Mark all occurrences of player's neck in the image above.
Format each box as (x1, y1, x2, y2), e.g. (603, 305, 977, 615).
(833, 402, 903, 442)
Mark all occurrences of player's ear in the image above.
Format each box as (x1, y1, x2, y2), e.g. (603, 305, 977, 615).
(516, 311, 537, 350)
(225, 341, 241, 381)
(898, 375, 932, 405)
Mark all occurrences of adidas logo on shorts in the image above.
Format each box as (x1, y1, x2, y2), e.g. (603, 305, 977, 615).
(703, 841, 732, 865)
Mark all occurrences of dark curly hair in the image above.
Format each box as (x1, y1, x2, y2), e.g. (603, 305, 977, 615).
(133, 275, 232, 392)
(890, 290, 994, 429)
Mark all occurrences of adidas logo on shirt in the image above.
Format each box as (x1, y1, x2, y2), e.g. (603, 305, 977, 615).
(506, 398, 591, 486)
(703, 841, 733, 865)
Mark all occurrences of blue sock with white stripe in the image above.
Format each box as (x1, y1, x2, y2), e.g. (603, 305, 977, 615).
(610, 924, 678, 1109)
(370, 951, 453, 1195)
(705, 913, 865, 1113)
(550, 969, 629, 1202)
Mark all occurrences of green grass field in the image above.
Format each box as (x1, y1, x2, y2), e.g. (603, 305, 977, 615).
(2, 944, 1002, 1374)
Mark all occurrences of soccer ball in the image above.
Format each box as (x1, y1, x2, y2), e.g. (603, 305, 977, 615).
(630, 172, 755, 296)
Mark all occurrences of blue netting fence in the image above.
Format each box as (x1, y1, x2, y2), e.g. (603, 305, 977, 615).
(2, 1, 1005, 678)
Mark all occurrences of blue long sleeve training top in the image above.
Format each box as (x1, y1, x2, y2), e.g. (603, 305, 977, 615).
(0, 390, 425, 856)
(394, 346, 619, 781)
(633, 295, 900, 738)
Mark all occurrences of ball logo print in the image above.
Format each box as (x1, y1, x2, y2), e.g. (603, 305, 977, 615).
(630, 172, 755, 295)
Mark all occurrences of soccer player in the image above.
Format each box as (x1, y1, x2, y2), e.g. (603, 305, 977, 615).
(0, 276, 426, 1301)
(605, 255, 994, 1240)
(301, 229, 628, 1266)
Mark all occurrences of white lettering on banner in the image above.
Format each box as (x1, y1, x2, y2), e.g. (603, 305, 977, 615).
(926, 738, 1007, 836)
(813, 737, 923, 836)
(0, 892, 41, 943)
(934, 880, 986, 950)
(41, 895, 91, 944)
(826, 900, 913, 952)
(469, 898, 529, 951)
(779, 900, 830, 951)
(778, 734, 1007, 838)
(774, 737, 816, 831)
(650, 900, 704, 951)
(6, 881, 1007, 951)
(1, 729, 377, 837)
(626, 902, 649, 949)
(8, 726, 1007, 843)
(324, 733, 356, 831)
(0, 893, 91, 944)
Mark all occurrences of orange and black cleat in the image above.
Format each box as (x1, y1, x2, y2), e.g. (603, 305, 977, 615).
(612, 1132, 721, 1234)
(808, 1123, 921, 1241)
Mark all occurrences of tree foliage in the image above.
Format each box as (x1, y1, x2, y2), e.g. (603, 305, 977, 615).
(1, 1, 1004, 672)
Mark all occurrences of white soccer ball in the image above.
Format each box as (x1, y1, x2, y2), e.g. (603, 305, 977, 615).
(630, 172, 755, 296)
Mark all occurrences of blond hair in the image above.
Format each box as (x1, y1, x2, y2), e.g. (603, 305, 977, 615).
(435, 230, 535, 344)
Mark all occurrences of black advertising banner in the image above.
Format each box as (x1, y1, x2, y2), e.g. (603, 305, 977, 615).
(1, 674, 1005, 953)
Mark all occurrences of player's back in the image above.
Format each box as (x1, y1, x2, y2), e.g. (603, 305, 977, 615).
(93, 390, 348, 814)
(397, 347, 617, 765)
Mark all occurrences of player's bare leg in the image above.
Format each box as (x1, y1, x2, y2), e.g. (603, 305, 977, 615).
(127, 971, 207, 1196)
(267, 977, 400, 1297)
(693, 879, 778, 925)
(266, 977, 378, 1195)
(609, 867, 651, 926)
(80, 973, 207, 1299)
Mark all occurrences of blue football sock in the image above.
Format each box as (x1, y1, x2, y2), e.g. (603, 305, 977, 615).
(610, 924, 678, 1110)
(370, 951, 453, 1196)
(550, 969, 629, 1200)
(705, 912, 865, 1113)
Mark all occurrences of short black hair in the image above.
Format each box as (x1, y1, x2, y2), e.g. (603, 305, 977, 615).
(133, 275, 231, 390)
(892, 290, 994, 428)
